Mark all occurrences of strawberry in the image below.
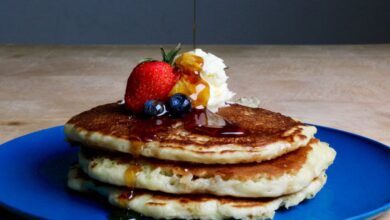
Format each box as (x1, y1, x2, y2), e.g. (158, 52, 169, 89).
(124, 45, 181, 113)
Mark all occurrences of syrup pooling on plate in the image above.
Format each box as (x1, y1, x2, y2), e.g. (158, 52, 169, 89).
(170, 52, 210, 108)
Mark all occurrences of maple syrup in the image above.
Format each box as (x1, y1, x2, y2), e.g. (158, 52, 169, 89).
(126, 115, 177, 142)
(126, 107, 246, 142)
(170, 53, 210, 108)
(125, 114, 178, 161)
(129, 140, 144, 158)
(183, 108, 247, 137)
(118, 190, 135, 201)
(117, 190, 136, 208)
(119, 162, 141, 208)
(124, 163, 140, 188)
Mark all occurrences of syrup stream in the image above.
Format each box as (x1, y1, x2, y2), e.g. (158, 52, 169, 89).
(193, 0, 197, 49)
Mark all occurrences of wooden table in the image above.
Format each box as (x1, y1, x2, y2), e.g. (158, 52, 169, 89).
(0, 45, 389, 218)
(1, 45, 389, 144)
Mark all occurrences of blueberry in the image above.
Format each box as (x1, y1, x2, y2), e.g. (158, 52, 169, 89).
(167, 93, 192, 116)
(143, 100, 166, 117)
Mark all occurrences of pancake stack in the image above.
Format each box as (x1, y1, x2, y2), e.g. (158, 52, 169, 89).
(65, 102, 336, 219)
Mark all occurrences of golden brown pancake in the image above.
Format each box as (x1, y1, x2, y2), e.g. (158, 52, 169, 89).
(68, 165, 328, 220)
(65, 103, 317, 164)
(78, 139, 336, 197)
(67, 103, 301, 146)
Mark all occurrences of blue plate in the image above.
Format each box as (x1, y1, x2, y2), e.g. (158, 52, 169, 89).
(0, 125, 389, 220)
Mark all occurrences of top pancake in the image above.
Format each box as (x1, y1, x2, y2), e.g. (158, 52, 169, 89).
(65, 103, 316, 164)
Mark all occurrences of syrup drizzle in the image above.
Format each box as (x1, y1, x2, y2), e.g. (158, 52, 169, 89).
(170, 53, 210, 108)
(124, 163, 140, 187)
(125, 107, 246, 145)
(129, 140, 144, 158)
(183, 108, 247, 137)
(118, 163, 141, 208)
(126, 116, 177, 142)
(117, 190, 136, 208)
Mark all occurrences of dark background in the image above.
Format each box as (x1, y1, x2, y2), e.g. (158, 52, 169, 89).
(1, 0, 390, 44)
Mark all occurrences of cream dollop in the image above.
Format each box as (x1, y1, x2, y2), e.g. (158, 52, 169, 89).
(188, 49, 235, 112)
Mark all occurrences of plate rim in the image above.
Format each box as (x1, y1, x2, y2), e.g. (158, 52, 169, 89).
(312, 124, 390, 220)
(0, 125, 389, 220)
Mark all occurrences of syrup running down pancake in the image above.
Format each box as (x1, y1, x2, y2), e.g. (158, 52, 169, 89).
(65, 103, 316, 164)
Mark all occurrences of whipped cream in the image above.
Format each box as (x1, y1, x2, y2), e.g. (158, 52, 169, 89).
(188, 49, 235, 112)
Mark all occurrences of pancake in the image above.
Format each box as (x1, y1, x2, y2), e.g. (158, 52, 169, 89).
(78, 139, 335, 198)
(68, 166, 327, 220)
(65, 103, 316, 164)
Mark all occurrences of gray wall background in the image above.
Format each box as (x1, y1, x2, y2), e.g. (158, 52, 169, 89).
(1, 0, 390, 44)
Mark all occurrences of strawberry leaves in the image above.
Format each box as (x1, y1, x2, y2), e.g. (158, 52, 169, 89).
(161, 43, 181, 65)
(139, 43, 181, 65)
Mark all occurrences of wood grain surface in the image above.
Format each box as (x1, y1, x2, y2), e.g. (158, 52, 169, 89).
(1, 45, 389, 145)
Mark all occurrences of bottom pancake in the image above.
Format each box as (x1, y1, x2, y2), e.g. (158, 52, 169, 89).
(68, 166, 327, 220)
